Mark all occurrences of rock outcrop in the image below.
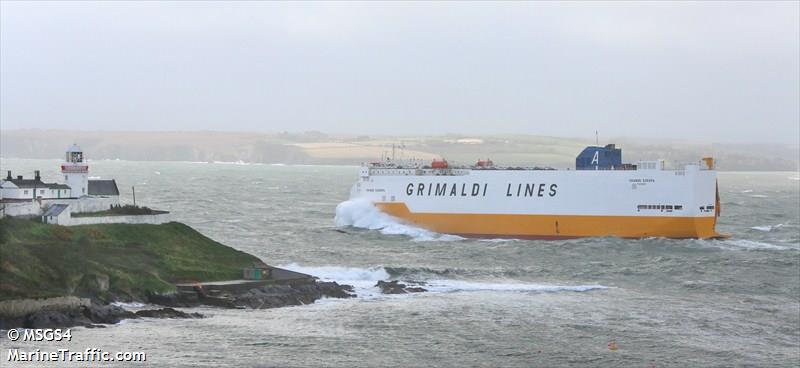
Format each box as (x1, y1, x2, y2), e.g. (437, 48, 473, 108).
(208, 281, 356, 309)
(375, 280, 428, 294)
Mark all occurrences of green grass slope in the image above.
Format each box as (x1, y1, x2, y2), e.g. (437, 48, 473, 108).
(0, 218, 262, 301)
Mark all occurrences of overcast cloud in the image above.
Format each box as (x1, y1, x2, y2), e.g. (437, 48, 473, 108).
(1, 1, 798, 143)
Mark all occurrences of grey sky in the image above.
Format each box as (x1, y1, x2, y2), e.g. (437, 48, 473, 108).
(1, 1, 798, 144)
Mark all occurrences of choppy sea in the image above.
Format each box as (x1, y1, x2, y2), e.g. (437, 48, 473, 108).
(1, 159, 798, 367)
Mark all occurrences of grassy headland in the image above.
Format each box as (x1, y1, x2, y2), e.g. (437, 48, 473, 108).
(0, 218, 261, 301)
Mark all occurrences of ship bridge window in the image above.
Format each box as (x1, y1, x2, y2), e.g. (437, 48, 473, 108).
(675, 205, 683, 210)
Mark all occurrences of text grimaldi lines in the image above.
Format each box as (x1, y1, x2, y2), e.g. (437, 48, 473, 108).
(405, 182, 559, 198)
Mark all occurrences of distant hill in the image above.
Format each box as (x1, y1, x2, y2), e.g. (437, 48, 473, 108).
(1, 130, 797, 171)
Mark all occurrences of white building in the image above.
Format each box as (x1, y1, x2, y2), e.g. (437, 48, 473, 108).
(1, 171, 72, 199)
(42, 204, 70, 225)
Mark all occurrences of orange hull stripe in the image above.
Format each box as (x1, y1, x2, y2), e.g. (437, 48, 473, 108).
(375, 202, 721, 239)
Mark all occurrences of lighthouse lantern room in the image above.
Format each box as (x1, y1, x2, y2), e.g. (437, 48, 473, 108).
(62, 144, 89, 197)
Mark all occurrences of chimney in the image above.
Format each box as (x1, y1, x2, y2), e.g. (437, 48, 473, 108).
(34, 170, 41, 181)
(6, 171, 10, 180)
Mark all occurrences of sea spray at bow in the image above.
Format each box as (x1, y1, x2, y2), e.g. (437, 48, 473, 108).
(279, 263, 610, 300)
(334, 198, 464, 241)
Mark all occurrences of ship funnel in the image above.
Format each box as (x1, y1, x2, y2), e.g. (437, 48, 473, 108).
(576, 144, 622, 170)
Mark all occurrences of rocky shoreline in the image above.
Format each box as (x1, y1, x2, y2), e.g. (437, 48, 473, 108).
(0, 304, 202, 330)
(0, 280, 357, 330)
(0, 278, 434, 330)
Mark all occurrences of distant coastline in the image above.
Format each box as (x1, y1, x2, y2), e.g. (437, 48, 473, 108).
(2, 130, 798, 171)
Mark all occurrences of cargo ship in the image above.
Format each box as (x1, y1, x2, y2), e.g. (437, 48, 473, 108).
(347, 144, 723, 239)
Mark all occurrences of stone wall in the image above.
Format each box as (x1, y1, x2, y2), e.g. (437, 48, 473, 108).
(66, 213, 171, 226)
(1, 201, 40, 217)
(0, 296, 91, 318)
(1, 196, 120, 218)
(49, 196, 120, 213)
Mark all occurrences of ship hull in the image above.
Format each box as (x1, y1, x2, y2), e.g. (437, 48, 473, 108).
(350, 166, 722, 239)
(375, 202, 719, 239)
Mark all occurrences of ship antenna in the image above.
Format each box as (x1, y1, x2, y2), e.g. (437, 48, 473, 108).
(595, 130, 599, 145)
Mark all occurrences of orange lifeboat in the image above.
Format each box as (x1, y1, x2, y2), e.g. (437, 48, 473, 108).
(431, 159, 449, 169)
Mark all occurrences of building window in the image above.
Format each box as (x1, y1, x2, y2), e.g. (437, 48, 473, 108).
(23, 190, 28, 195)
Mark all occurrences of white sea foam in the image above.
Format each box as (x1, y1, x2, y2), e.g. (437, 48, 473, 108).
(717, 239, 790, 250)
(422, 280, 609, 293)
(279, 263, 609, 301)
(111, 301, 148, 309)
(280, 263, 395, 299)
(478, 238, 519, 244)
(213, 160, 259, 166)
(749, 194, 768, 198)
(750, 224, 783, 232)
(741, 189, 754, 193)
(334, 199, 464, 242)
(281, 263, 390, 283)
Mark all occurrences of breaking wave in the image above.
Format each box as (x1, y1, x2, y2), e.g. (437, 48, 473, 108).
(334, 199, 464, 241)
(280, 263, 390, 283)
(279, 263, 609, 300)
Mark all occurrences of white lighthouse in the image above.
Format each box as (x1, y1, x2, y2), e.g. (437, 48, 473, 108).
(62, 144, 89, 197)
